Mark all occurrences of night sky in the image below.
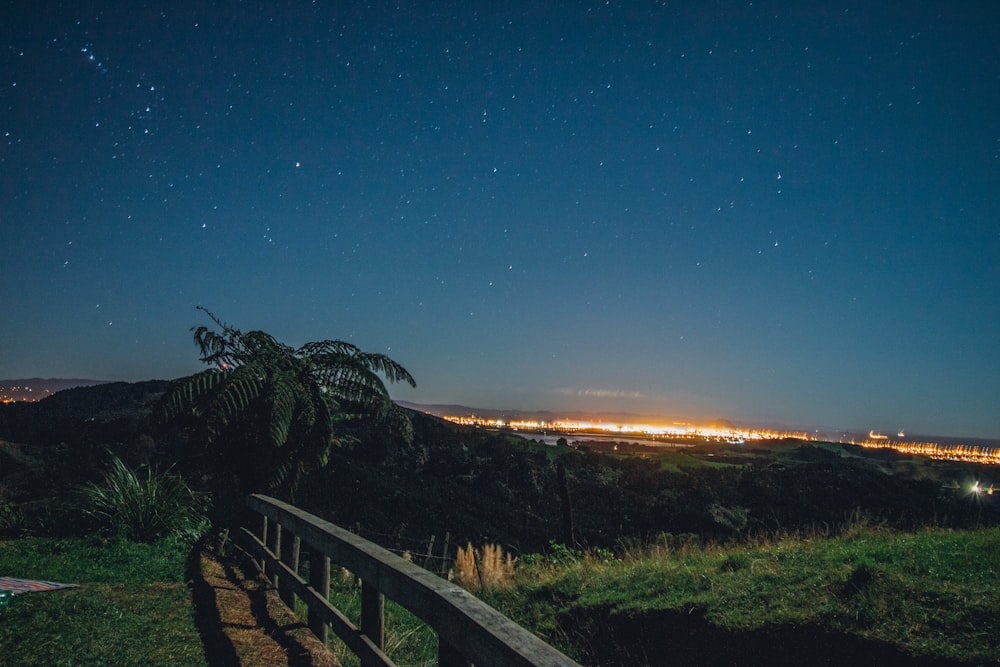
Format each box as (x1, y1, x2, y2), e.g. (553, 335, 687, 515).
(3, 2, 999, 438)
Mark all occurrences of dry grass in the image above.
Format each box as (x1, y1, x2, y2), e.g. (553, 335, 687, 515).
(451, 542, 515, 591)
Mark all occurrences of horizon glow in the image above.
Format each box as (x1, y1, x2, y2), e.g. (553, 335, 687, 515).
(2, 2, 998, 439)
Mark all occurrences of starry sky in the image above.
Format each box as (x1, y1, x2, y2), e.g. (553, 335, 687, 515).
(2, 2, 999, 438)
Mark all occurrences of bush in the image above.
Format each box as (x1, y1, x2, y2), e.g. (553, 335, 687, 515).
(0, 500, 22, 536)
(78, 453, 208, 542)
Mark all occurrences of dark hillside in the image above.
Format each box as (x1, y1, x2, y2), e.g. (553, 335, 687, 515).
(0, 383, 994, 551)
(0, 380, 168, 446)
(300, 411, 995, 555)
(0, 381, 170, 518)
(298, 410, 565, 554)
(563, 605, 980, 667)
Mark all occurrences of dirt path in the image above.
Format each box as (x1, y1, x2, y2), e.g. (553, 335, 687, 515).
(190, 543, 339, 667)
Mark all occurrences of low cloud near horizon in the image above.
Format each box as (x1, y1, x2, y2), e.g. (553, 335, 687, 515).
(553, 387, 647, 400)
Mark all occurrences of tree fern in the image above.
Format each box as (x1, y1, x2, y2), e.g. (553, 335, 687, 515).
(158, 307, 415, 500)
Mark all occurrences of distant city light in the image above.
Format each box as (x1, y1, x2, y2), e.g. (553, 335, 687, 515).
(441, 414, 1000, 465)
(0, 386, 52, 403)
(858, 438, 1000, 466)
(441, 415, 806, 444)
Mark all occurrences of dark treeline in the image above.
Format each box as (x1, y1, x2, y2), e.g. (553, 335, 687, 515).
(0, 380, 168, 448)
(0, 381, 995, 551)
(297, 411, 995, 555)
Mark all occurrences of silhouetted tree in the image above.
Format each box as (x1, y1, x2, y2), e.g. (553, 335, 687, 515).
(557, 460, 577, 547)
(159, 307, 415, 501)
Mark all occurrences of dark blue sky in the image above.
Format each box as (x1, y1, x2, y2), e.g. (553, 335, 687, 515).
(3, 2, 998, 438)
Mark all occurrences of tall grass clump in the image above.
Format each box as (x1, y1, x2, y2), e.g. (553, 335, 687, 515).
(78, 453, 207, 543)
(452, 542, 515, 590)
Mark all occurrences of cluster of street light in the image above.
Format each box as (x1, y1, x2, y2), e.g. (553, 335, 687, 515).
(0, 386, 53, 404)
(858, 438, 1000, 466)
(442, 415, 811, 444)
(442, 414, 999, 466)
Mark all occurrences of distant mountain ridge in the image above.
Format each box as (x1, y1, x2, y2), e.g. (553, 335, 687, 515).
(7, 384, 994, 446)
(1, 378, 110, 388)
(396, 400, 717, 426)
(398, 401, 1000, 450)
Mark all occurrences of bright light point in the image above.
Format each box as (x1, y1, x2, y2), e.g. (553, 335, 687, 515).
(295, 161, 301, 167)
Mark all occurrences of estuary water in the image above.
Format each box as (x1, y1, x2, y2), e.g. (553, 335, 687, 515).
(516, 431, 692, 448)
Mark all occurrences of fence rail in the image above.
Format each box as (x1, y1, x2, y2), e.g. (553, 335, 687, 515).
(239, 494, 580, 667)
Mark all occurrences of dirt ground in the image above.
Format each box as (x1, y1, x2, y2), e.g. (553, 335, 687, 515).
(191, 542, 339, 667)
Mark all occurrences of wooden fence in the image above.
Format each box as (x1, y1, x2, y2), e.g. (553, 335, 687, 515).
(239, 494, 581, 667)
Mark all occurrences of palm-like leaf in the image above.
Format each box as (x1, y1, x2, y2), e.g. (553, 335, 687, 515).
(159, 308, 415, 498)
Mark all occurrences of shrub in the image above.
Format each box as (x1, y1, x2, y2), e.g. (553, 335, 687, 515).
(0, 500, 22, 536)
(78, 453, 208, 542)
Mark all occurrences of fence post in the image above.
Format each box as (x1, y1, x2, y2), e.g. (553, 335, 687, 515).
(308, 547, 330, 644)
(280, 535, 300, 608)
(440, 531, 451, 578)
(260, 515, 269, 574)
(424, 535, 436, 569)
(269, 522, 283, 590)
(361, 580, 384, 663)
(245, 495, 581, 667)
(439, 636, 467, 667)
(472, 547, 485, 589)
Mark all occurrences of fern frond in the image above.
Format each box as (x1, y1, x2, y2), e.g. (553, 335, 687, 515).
(330, 369, 393, 406)
(304, 347, 416, 388)
(159, 369, 225, 421)
(354, 351, 417, 386)
(164, 307, 416, 496)
(203, 371, 263, 433)
(266, 381, 297, 449)
(298, 339, 361, 357)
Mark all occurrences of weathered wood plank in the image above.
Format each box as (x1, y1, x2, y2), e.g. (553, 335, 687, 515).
(238, 527, 396, 667)
(246, 494, 580, 667)
(439, 636, 468, 667)
(361, 580, 385, 660)
(279, 535, 300, 608)
(308, 548, 331, 643)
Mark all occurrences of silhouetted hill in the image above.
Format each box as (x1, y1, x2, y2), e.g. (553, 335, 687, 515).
(1, 382, 995, 554)
(397, 400, 683, 425)
(0, 380, 169, 446)
(300, 411, 998, 555)
(0, 378, 110, 402)
(0, 380, 173, 515)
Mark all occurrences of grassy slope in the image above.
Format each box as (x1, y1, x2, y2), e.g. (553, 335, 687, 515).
(484, 526, 1000, 665)
(1, 527, 997, 665)
(3, 380, 997, 666)
(0, 537, 206, 667)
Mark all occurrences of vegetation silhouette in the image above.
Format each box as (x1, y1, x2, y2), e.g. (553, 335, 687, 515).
(158, 307, 416, 504)
(1, 375, 998, 664)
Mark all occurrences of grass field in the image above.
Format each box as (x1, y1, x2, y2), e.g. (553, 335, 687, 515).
(0, 536, 207, 667)
(3, 526, 998, 666)
(484, 525, 1000, 665)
